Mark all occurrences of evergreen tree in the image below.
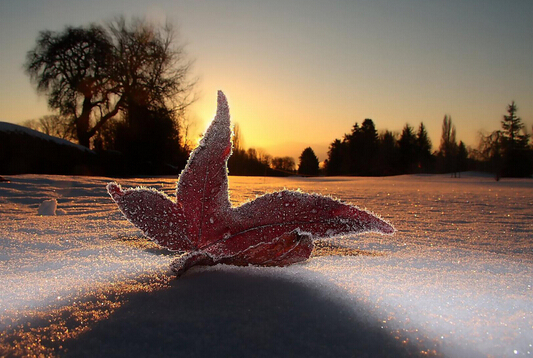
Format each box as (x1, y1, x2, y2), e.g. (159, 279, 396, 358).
(359, 119, 379, 175)
(500, 101, 532, 177)
(376, 130, 399, 175)
(501, 101, 528, 150)
(398, 124, 417, 173)
(345, 122, 361, 175)
(344, 119, 378, 175)
(416, 122, 432, 172)
(298, 147, 320, 176)
(457, 141, 468, 175)
(325, 139, 346, 176)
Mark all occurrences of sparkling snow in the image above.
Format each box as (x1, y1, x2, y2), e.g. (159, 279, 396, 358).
(0, 173, 532, 357)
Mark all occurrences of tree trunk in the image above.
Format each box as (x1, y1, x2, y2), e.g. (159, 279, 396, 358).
(77, 130, 91, 148)
(76, 97, 93, 148)
(88, 97, 124, 138)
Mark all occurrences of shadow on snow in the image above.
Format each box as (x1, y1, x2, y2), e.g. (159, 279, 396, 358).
(63, 269, 424, 358)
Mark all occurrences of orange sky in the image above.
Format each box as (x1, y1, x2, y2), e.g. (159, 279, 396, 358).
(1, 0, 532, 162)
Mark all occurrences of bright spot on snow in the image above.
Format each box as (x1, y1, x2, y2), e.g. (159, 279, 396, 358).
(0, 173, 532, 358)
(38, 198, 58, 216)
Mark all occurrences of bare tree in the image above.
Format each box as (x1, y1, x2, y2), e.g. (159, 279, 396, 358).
(22, 115, 76, 140)
(21, 119, 40, 132)
(439, 115, 458, 176)
(25, 25, 114, 147)
(272, 157, 296, 172)
(232, 123, 244, 152)
(25, 17, 196, 148)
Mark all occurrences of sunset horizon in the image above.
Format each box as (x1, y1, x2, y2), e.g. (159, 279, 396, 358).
(1, 0, 532, 163)
(1, 2, 533, 354)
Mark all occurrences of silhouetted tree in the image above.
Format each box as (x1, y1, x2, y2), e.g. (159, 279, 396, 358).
(398, 124, 417, 173)
(227, 127, 272, 176)
(232, 123, 244, 152)
(25, 17, 195, 149)
(438, 115, 458, 176)
(271, 156, 296, 173)
(298, 147, 319, 176)
(457, 141, 468, 175)
(478, 130, 504, 179)
(344, 123, 360, 174)
(501, 101, 528, 149)
(324, 119, 439, 177)
(255, 148, 272, 168)
(228, 148, 263, 176)
(359, 119, 379, 174)
(344, 119, 378, 175)
(477, 102, 532, 178)
(25, 25, 112, 147)
(376, 130, 399, 175)
(416, 122, 433, 172)
(108, 103, 187, 174)
(499, 101, 532, 177)
(325, 139, 346, 175)
(23, 114, 75, 140)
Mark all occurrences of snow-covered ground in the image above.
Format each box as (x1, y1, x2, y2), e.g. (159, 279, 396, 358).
(0, 173, 532, 357)
(0, 121, 93, 152)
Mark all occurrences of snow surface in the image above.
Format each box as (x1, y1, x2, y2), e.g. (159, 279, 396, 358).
(0, 173, 532, 357)
(37, 198, 68, 216)
(0, 121, 93, 153)
(107, 91, 393, 276)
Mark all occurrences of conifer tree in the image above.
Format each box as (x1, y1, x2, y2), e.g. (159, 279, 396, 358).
(398, 124, 417, 173)
(416, 122, 432, 172)
(298, 147, 320, 176)
(501, 101, 529, 151)
(500, 101, 532, 177)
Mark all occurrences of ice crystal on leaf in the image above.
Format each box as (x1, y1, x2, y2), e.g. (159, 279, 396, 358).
(108, 91, 394, 276)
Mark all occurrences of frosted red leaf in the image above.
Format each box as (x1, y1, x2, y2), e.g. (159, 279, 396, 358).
(108, 91, 394, 276)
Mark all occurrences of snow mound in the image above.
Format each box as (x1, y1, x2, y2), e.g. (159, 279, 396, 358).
(37, 199, 58, 216)
(37, 199, 66, 216)
(0, 121, 92, 152)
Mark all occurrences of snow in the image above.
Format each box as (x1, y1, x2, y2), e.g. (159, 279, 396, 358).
(0, 121, 93, 153)
(37, 198, 66, 216)
(1, 173, 532, 357)
(108, 91, 392, 276)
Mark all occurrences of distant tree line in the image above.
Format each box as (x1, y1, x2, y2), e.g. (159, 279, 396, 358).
(21, 99, 531, 179)
(324, 118, 437, 176)
(22, 17, 319, 177)
(227, 124, 298, 176)
(21, 18, 531, 179)
(324, 102, 532, 178)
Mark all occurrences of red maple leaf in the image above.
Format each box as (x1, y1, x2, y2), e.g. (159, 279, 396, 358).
(108, 91, 394, 276)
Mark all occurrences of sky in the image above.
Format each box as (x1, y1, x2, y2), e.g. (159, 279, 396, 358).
(0, 0, 532, 162)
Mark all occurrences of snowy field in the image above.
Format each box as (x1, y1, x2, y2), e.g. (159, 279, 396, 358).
(0, 173, 532, 357)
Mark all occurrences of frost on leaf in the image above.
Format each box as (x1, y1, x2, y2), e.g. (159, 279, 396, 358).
(108, 91, 395, 277)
